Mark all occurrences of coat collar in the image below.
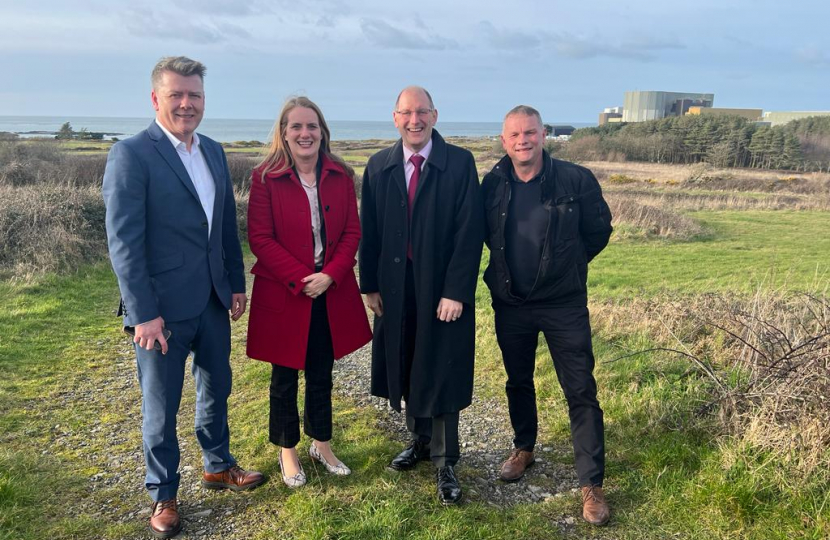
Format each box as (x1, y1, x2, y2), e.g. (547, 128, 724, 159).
(382, 130, 449, 172)
(490, 150, 558, 201)
(263, 153, 344, 184)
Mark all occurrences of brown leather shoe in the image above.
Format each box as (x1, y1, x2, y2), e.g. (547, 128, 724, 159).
(202, 465, 265, 492)
(581, 485, 611, 526)
(149, 499, 181, 539)
(499, 449, 535, 482)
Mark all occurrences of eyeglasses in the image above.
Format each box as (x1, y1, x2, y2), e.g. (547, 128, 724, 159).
(394, 109, 433, 117)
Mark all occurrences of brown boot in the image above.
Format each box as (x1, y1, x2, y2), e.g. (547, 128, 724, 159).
(498, 449, 535, 482)
(581, 485, 610, 526)
(202, 465, 265, 491)
(149, 499, 181, 538)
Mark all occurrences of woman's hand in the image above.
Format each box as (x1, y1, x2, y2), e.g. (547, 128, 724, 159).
(301, 272, 333, 299)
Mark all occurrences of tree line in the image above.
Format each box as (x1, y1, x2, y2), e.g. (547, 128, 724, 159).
(566, 115, 830, 172)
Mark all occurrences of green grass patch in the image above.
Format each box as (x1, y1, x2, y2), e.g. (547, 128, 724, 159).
(591, 210, 830, 298)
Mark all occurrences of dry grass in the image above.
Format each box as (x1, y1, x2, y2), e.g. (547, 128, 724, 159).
(593, 288, 830, 479)
(587, 160, 830, 191)
(606, 194, 708, 240)
(0, 184, 107, 278)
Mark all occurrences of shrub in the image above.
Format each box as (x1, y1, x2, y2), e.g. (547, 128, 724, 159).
(0, 185, 107, 277)
(608, 173, 637, 184)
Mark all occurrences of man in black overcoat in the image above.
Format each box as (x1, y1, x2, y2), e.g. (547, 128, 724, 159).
(482, 105, 613, 525)
(359, 86, 484, 505)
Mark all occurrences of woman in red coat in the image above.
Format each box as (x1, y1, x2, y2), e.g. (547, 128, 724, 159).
(247, 96, 372, 488)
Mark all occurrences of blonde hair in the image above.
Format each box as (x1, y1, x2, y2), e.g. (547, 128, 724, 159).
(257, 96, 354, 180)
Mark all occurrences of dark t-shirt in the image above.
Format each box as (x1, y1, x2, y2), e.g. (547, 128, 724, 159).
(505, 168, 549, 299)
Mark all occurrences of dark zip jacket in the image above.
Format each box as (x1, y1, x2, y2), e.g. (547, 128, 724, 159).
(481, 151, 613, 307)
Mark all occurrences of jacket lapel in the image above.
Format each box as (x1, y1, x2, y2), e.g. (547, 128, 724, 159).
(148, 122, 200, 203)
(200, 141, 225, 239)
(382, 139, 407, 198)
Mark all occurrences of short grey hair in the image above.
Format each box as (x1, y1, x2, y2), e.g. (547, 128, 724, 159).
(151, 56, 206, 89)
(504, 105, 543, 126)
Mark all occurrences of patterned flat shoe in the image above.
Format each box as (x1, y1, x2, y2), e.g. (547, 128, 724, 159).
(309, 442, 351, 476)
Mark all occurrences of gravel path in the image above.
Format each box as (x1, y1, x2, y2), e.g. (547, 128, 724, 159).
(334, 346, 581, 509)
(52, 336, 583, 538)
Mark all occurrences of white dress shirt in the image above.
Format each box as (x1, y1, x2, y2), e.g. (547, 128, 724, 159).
(155, 120, 216, 236)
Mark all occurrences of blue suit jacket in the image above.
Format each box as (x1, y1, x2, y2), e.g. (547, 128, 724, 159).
(103, 121, 245, 327)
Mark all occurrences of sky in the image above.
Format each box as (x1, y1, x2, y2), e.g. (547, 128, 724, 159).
(1, 0, 828, 123)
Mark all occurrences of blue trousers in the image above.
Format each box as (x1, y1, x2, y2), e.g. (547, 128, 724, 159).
(135, 292, 236, 502)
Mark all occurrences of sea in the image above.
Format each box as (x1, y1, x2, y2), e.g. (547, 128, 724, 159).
(0, 116, 595, 143)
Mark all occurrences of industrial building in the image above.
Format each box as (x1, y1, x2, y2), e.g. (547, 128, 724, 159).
(687, 107, 762, 121)
(547, 125, 576, 137)
(763, 111, 830, 127)
(622, 91, 714, 122)
(598, 107, 623, 126)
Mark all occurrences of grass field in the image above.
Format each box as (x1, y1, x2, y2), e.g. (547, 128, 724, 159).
(1, 139, 829, 539)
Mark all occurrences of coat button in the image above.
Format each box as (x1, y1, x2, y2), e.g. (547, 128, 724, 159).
(394, 257, 401, 263)
(289, 282, 296, 289)
(396, 230, 402, 237)
(505, 279, 510, 283)
(569, 208, 573, 212)
(499, 246, 504, 250)
(201, 221, 208, 228)
(400, 200, 406, 207)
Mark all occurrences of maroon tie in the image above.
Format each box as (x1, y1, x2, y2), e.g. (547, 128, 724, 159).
(408, 153, 425, 260)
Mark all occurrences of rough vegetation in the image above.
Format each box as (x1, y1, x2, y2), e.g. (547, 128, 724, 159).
(566, 115, 830, 172)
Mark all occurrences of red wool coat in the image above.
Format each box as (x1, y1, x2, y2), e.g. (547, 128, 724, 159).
(246, 155, 371, 369)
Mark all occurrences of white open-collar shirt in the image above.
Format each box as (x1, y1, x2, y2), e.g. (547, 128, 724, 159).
(155, 119, 216, 236)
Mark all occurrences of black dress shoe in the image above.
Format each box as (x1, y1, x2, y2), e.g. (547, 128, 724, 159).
(437, 465, 462, 505)
(388, 440, 430, 471)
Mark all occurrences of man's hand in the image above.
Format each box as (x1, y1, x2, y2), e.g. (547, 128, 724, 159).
(436, 298, 463, 322)
(301, 273, 333, 299)
(231, 293, 248, 321)
(365, 292, 383, 317)
(135, 316, 169, 354)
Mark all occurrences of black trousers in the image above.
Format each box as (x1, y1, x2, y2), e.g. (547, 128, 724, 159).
(269, 293, 335, 448)
(494, 303, 605, 487)
(403, 260, 460, 468)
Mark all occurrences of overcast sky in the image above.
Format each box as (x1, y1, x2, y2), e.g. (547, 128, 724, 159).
(1, 0, 827, 122)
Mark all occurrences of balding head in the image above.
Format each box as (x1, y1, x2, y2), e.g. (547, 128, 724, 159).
(395, 86, 435, 111)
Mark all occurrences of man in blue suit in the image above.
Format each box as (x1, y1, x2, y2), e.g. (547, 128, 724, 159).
(103, 56, 264, 539)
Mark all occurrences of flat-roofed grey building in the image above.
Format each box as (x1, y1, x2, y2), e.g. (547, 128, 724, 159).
(622, 91, 714, 122)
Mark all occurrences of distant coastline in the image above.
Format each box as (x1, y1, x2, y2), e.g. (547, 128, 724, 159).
(0, 115, 596, 143)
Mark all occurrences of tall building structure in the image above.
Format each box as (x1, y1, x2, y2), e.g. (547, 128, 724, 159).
(622, 91, 714, 122)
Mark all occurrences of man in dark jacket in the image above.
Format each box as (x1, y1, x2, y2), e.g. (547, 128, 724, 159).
(482, 105, 613, 525)
(359, 86, 484, 505)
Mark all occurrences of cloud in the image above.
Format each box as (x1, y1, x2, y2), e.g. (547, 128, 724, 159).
(795, 46, 830, 68)
(172, 0, 272, 16)
(360, 18, 458, 50)
(121, 8, 251, 44)
(478, 20, 541, 50)
(547, 32, 685, 62)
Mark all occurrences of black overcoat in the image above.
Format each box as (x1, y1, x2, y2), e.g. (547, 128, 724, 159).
(359, 131, 484, 417)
